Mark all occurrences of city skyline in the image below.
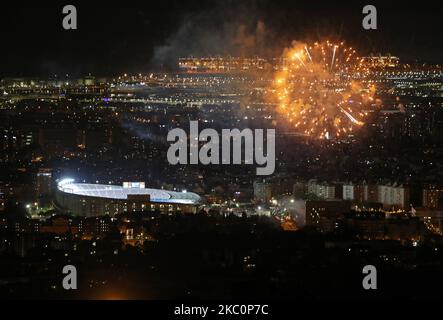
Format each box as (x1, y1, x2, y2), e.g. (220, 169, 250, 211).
(1, 0, 443, 304)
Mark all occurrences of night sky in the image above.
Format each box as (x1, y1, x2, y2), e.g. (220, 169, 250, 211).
(1, 0, 442, 77)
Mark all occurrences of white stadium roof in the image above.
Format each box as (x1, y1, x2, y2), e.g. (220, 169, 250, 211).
(57, 179, 200, 205)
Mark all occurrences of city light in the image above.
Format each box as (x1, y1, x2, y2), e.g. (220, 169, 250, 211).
(0, 0, 442, 304)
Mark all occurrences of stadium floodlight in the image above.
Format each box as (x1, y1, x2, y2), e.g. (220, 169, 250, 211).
(58, 178, 75, 187)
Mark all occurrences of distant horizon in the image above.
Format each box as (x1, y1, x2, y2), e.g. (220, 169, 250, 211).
(2, 55, 443, 79)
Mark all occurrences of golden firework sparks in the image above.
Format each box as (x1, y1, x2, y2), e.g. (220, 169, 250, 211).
(272, 41, 374, 139)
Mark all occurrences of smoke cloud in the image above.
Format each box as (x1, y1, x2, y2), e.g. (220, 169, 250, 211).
(151, 1, 280, 69)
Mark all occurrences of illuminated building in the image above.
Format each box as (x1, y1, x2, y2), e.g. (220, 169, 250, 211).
(36, 168, 53, 198)
(359, 55, 400, 68)
(342, 184, 354, 201)
(342, 183, 409, 209)
(377, 184, 410, 209)
(307, 180, 336, 200)
(305, 200, 351, 232)
(423, 186, 443, 209)
(83, 75, 96, 86)
(178, 57, 268, 73)
(343, 183, 368, 203)
(55, 179, 201, 217)
(253, 180, 272, 203)
(346, 210, 424, 240)
(38, 216, 77, 235)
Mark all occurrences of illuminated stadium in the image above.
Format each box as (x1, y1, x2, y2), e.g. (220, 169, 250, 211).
(55, 179, 201, 217)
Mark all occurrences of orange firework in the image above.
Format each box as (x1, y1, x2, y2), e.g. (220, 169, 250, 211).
(272, 40, 375, 139)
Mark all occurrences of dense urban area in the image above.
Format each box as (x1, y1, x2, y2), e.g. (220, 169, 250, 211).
(1, 54, 443, 299)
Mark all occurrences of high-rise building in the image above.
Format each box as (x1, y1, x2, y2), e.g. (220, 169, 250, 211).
(377, 184, 409, 209)
(423, 186, 443, 209)
(307, 179, 336, 200)
(342, 183, 355, 201)
(253, 180, 273, 203)
(36, 168, 53, 199)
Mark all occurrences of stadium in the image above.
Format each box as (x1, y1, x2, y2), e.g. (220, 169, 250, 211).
(55, 179, 201, 217)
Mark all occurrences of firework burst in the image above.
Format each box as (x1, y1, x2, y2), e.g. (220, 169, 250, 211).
(272, 41, 375, 139)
